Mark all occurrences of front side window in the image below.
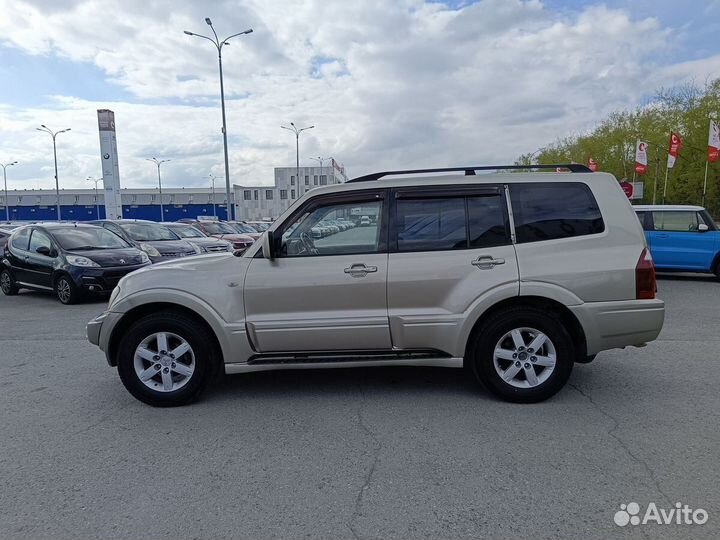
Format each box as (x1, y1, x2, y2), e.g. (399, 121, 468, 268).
(279, 197, 384, 257)
(510, 183, 604, 243)
(652, 211, 701, 232)
(29, 229, 53, 254)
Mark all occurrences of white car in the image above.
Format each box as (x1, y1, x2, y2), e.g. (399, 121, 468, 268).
(88, 164, 664, 406)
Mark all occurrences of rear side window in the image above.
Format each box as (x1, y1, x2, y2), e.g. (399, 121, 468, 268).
(509, 183, 604, 243)
(394, 191, 510, 252)
(396, 198, 466, 251)
(11, 228, 31, 250)
(652, 211, 701, 232)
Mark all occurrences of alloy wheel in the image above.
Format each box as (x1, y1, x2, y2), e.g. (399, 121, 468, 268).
(493, 327, 557, 389)
(56, 278, 71, 303)
(133, 332, 196, 392)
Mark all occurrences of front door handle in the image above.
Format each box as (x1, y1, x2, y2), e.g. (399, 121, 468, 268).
(472, 255, 505, 269)
(655, 234, 669, 239)
(344, 263, 378, 277)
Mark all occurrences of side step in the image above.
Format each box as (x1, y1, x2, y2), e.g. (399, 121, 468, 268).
(247, 349, 450, 365)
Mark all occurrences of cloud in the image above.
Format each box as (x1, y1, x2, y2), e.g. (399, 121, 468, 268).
(0, 0, 718, 189)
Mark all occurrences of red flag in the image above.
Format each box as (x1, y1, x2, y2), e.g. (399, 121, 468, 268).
(708, 120, 719, 163)
(587, 157, 598, 171)
(634, 140, 648, 175)
(667, 132, 682, 169)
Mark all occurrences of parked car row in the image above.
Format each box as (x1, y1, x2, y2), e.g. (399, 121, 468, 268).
(310, 218, 357, 238)
(1, 218, 270, 304)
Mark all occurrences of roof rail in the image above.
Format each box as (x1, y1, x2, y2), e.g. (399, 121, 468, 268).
(347, 164, 592, 183)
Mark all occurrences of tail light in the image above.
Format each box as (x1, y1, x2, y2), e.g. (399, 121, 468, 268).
(636, 248, 656, 299)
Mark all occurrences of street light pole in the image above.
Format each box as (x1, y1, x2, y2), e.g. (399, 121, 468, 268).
(1, 161, 18, 222)
(208, 173, 224, 219)
(147, 158, 170, 222)
(36, 125, 71, 221)
(281, 123, 314, 196)
(87, 176, 102, 219)
(184, 19, 253, 221)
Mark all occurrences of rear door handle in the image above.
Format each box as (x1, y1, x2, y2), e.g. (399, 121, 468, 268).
(344, 263, 378, 277)
(472, 255, 505, 269)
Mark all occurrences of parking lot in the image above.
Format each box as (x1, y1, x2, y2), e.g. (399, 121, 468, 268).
(0, 275, 718, 540)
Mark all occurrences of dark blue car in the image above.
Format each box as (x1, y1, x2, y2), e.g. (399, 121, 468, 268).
(635, 205, 720, 279)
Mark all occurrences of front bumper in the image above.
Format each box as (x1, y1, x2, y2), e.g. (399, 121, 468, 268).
(570, 298, 665, 355)
(72, 263, 150, 294)
(87, 310, 125, 365)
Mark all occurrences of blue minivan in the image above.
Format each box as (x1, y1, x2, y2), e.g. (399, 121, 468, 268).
(634, 205, 720, 279)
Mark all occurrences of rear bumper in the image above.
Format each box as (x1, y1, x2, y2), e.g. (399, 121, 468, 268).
(570, 298, 665, 355)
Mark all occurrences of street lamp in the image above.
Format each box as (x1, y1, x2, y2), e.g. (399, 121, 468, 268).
(184, 19, 253, 221)
(146, 158, 170, 222)
(1, 161, 18, 223)
(36, 125, 71, 221)
(281, 123, 314, 196)
(208, 173, 224, 219)
(87, 176, 102, 219)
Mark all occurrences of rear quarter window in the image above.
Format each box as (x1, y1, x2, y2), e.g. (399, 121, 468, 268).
(10, 228, 31, 250)
(509, 182, 604, 243)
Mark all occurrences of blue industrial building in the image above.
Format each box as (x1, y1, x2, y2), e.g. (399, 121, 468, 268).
(1, 188, 229, 222)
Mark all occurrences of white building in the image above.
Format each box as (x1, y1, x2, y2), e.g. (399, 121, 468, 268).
(233, 163, 347, 220)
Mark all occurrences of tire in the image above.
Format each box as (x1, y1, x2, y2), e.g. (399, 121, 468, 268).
(55, 274, 80, 305)
(0, 268, 19, 295)
(116, 311, 215, 406)
(468, 306, 574, 403)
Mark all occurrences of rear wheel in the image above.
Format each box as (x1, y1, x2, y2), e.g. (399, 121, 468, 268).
(55, 275, 80, 305)
(116, 311, 214, 406)
(0, 269, 19, 295)
(468, 306, 574, 403)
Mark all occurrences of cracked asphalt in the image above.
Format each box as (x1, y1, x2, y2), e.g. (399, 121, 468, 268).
(1, 274, 718, 540)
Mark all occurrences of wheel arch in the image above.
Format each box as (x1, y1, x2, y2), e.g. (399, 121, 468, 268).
(463, 296, 588, 364)
(107, 302, 225, 374)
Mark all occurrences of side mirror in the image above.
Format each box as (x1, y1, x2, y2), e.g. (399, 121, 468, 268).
(36, 246, 51, 256)
(261, 230, 275, 260)
(698, 223, 709, 232)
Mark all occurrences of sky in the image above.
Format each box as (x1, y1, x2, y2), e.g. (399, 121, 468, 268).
(1, 0, 720, 190)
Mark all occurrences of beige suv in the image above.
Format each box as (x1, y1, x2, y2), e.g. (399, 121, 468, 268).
(87, 165, 665, 406)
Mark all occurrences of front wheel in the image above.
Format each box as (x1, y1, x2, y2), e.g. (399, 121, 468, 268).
(55, 275, 80, 305)
(116, 311, 214, 406)
(468, 306, 574, 403)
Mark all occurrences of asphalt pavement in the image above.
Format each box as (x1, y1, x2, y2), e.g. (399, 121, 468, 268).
(0, 274, 718, 539)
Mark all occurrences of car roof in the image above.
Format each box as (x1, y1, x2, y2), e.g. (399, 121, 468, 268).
(306, 171, 611, 196)
(35, 222, 104, 230)
(633, 205, 704, 211)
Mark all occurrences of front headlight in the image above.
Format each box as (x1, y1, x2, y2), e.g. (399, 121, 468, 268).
(139, 243, 160, 257)
(138, 251, 150, 264)
(67, 255, 100, 267)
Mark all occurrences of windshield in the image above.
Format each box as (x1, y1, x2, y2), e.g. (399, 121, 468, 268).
(120, 223, 179, 241)
(54, 227, 131, 250)
(203, 222, 237, 235)
(232, 223, 257, 234)
(250, 222, 270, 231)
(169, 225, 205, 238)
